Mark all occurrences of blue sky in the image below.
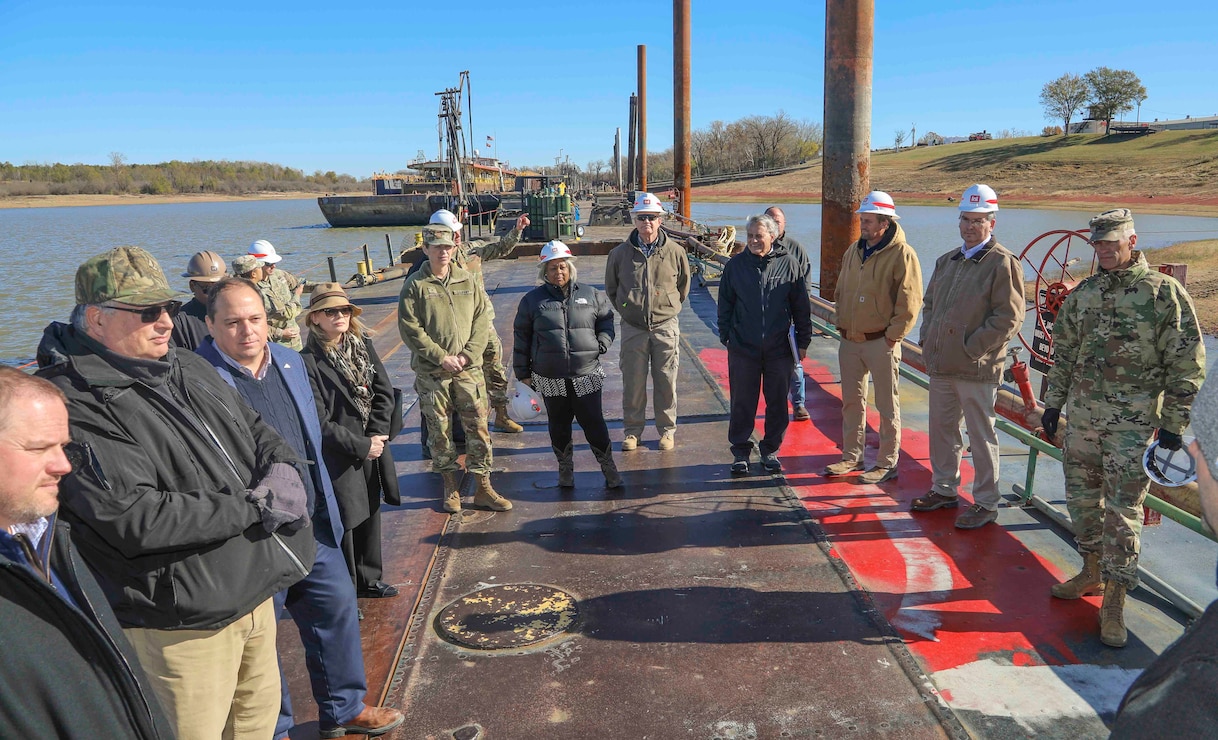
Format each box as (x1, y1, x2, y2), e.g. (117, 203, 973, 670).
(0, 1, 1209, 177)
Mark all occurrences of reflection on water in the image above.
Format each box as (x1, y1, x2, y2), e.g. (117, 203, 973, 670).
(2, 199, 1215, 364)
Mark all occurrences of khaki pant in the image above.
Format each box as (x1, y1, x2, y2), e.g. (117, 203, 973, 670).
(483, 331, 511, 407)
(928, 375, 1001, 510)
(619, 318, 680, 438)
(123, 598, 280, 740)
(838, 337, 902, 469)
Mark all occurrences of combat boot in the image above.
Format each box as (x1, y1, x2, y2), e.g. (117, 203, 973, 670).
(1050, 552, 1103, 599)
(592, 447, 623, 489)
(473, 475, 513, 511)
(554, 443, 575, 487)
(1100, 582, 1128, 648)
(492, 403, 524, 433)
(440, 470, 462, 513)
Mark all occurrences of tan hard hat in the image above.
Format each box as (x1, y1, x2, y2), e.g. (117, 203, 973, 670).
(183, 250, 228, 282)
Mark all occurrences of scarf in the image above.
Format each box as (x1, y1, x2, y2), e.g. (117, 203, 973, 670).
(324, 332, 374, 423)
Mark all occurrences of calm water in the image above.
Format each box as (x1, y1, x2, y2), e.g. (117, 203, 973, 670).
(2, 198, 1216, 363)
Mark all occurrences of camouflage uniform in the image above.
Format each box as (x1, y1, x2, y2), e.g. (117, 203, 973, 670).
(1045, 249, 1205, 589)
(456, 229, 522, 407)
(398, 258, 495, 474)
(259, 269, 304, 351)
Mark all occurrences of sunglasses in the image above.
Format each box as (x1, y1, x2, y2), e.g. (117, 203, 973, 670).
(321, 306, 353, 318)
(107, 301, 183, 323)
(635, 214, 661, 222)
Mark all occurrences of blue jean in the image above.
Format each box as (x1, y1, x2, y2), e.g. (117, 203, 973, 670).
(788, 326, 805, 408)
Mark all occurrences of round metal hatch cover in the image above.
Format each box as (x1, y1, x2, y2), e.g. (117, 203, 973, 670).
(436, 584, 578, 649)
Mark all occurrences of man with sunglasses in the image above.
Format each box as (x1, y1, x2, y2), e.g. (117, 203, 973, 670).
(604, 192, 691, 452)
(36, 246, 315, 740)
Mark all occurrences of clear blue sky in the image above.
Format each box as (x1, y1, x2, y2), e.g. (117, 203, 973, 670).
(1, 0, 1209, 177)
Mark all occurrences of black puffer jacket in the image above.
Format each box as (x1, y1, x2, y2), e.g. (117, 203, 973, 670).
(35, 323, 314, 630)
(513, 280, 615, 380)
(0, 518, 175, 738)
(717, 244, 813, 358)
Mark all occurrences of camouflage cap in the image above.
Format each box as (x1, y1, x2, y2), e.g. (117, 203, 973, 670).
(423, 224, 456, 247)
(232, 254, 264, 276)
(75, 246, 180, 307)
(1089, 208, 1135, 242)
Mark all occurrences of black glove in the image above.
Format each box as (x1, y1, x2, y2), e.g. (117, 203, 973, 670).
(1157, 429, 1184, 451)
(247, 462, 311, 533)
(1041, 408, 1061, 441)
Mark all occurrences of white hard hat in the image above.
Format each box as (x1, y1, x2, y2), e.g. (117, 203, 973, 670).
(249, 239, 282, 264)
(856, 190, 900, 220)
(539, 240, 574, 263)
(959, 184, 999, 213)
(509, 381, 543, 422)
(429, 209, 463, 232)
(631, 192, 665, 214)
(1143, 436, 1197, 487)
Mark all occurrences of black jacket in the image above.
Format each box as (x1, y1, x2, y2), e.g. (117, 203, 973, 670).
(170, 297, 209, 351)
(513, 280, 615, 381)
(35, 323, 314, 630)
(301, 335, 401, 531)
(717, 244, 813, 358)
(0, 518, 175, 738)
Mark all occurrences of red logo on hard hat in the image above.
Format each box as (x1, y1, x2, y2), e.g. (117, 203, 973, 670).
(970, 195, 981, 203)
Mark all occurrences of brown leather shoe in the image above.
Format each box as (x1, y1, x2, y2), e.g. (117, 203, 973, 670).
(954, 504, 998, 529)
(319, 705, 405, 738)
(910, 491, 959, 511)
(823, 460, 864, 477)
(793, 405, 810, 421)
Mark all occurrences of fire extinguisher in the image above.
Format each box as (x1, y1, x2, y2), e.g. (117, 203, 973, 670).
(1004, 348, 1037, 413)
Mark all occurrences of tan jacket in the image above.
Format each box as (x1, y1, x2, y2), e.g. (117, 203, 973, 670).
(919, 239, 1026, 383)
(397, 262, 490, 376)
(834, 222, 923, 343)
(604, 230, 691, 331)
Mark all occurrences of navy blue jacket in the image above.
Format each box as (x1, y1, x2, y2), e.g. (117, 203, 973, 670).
(717, 243, 813, 358)
(197, 339, 345, 547)
(513, 280, 615, 381)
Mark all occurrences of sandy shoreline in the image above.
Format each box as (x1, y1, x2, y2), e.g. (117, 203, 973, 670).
(0, 191, 325, 210)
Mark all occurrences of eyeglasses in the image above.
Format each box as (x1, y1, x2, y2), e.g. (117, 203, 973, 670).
(321, 306, 353, 318)
(106, 301, 182, 323)
(959, 216, 991, 227)
(635, 214, 661, 222)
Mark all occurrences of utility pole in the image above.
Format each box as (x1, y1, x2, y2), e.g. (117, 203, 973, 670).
(673, 0, 692, 220)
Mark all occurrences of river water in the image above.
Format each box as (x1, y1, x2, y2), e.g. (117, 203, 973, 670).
(2, 198, 1217, 364)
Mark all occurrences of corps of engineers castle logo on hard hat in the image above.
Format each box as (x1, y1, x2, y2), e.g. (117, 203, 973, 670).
(75, 246, 180, 306)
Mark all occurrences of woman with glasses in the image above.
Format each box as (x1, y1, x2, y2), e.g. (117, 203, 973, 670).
(301, 283, 402, 600)
(513, 241, 622, 488)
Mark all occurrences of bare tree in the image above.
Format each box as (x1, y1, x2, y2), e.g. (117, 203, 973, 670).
(1039, 73, 1090, 135)
(894, 129, 908, 149)
(1084, 67, 1147, 132)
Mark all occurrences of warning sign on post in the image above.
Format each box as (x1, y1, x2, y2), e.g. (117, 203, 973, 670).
(1030, 308, 1055, 374)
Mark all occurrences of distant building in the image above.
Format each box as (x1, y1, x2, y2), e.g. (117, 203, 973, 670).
(1070, 114, 1218, 134)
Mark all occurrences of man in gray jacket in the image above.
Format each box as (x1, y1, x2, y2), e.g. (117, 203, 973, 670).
(912, 184, 1026, 529)
(604, 192, 691, 452)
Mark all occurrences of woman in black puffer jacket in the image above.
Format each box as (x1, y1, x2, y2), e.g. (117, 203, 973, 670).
(513, 241, 621, 488)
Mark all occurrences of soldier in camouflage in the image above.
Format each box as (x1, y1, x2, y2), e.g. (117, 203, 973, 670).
(429, 209, 531, 433)
(398, 224, 512, 514)
(1043, 208, 1205, 648)
(249, 240, 308, 352)
(232, 254, 303, 350)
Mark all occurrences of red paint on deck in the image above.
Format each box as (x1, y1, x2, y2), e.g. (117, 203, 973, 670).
(700, 346, 1103, 673)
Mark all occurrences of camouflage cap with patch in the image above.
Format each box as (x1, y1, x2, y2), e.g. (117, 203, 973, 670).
(1089, 208, 1135, 242)
(423, 224, 455, 247)
(75, 246, 180, 306)
(232, 254, 264, 276)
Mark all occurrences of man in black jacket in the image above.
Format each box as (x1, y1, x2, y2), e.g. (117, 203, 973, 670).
(36, 246, 315, 740)
(718, 214, 813, 475)
(0, 366, 174, 739)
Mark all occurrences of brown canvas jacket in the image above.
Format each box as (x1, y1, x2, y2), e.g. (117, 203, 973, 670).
(604, 230, 692, 331)
(834, 222, 923, 343)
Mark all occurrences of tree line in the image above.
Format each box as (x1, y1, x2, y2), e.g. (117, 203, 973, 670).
(1040, 67, 1147, 134)
(0, 154, 364, 197)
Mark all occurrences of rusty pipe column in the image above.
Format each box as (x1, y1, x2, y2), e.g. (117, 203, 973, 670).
(673, 0, 692, 219)
(637, 44, 648, 192)
(627, 94, 638, 191)
(820, 0, 873, 301)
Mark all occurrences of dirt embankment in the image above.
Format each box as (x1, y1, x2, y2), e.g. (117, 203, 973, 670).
(0, 191, 323, 210)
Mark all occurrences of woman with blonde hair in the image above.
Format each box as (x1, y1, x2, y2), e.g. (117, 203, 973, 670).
(301, 282, 401, 600)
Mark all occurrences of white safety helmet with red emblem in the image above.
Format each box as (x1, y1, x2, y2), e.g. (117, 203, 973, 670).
(428, 209, 463, 233)
(249, 239, 283, 264)
(959, 183, 999, 213)
(630, 192, 665, 215)
(539, 240, 574, 263)
(856, 190, 900, 220)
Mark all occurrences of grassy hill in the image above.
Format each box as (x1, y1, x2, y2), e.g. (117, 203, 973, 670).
(696, 130, 1218, 215)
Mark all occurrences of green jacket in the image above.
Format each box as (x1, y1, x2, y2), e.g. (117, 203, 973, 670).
(397, 261, 491, 376)
(1044, 251, 1205, 433)
(458, 229, 521, 320)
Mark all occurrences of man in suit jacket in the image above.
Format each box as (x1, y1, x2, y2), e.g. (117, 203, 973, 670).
(198, 277, 403, 740)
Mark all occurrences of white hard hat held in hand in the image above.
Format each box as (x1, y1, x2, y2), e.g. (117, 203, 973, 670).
(510, 381, 543, 422)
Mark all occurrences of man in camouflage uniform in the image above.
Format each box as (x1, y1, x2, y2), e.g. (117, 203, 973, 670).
(398, 224, 512, 514)
(232, 254, 302, 350)
(428, 209, 531, 433)
(1043, 208, 1205, 648)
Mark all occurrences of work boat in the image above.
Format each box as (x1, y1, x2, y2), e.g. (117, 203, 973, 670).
(278, 215, 1207, 739)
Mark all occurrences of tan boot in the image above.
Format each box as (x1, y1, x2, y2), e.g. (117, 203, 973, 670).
(473, 474, 513, 511)
(1050, 552, 1103, 599)
(592, 446, 623, 489)
(1100, 582, 1128, 648)
(492, 403, 524, 433)
(440, 471, 462, 513)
